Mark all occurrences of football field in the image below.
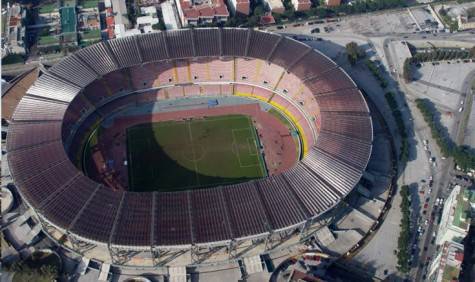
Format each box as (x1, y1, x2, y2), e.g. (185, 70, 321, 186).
(126, 115, 267, 192)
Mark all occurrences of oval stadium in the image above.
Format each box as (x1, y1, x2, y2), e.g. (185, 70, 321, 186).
(6, 28, 373, 267)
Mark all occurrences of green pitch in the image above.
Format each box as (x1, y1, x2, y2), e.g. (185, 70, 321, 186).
(126, 115, 267, 192)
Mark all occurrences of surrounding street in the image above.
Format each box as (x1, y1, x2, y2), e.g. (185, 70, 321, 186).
(274, 10, 475, 280)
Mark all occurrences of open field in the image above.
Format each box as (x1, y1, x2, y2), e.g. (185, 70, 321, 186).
(126, 114, 266, 191)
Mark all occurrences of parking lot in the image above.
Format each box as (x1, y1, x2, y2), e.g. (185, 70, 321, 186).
(409, 6, 442, 32)
(268, 8, 419, 36)
(407, 61, 474, 139)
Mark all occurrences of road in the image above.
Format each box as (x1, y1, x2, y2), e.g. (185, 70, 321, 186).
(276, 14, 475, 280)
(383, 39, 475, 281)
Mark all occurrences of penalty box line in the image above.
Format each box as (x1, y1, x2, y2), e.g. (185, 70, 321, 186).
(231, 128, 260, 168)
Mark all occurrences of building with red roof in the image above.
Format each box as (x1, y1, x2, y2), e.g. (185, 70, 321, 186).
(105, 7, 115, 39)
(175, 0, 229, 26)
(260, 13, 276, 25)
(325, 0, 341, 7)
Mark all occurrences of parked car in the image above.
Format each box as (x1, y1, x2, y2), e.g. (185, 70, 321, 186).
(311, 28, 320, 33)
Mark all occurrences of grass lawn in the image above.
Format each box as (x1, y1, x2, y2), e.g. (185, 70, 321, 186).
(80, 0, 99, 9)
(81, 29, 101, 40)
(38, 35, 59, 46)
(126, 115, 267, 191)
(39, 3, 57, 14)
(1, 54, 24, 65)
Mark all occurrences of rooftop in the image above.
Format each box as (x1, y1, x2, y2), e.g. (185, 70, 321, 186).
(161, 1, 180, 30)
(1, 68, 39, 120)
(452, 188, 474, 230)
(180, 0, 229, 20)
(434, 240, 464, 282)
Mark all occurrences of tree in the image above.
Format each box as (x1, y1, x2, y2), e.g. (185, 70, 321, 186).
(403, 58, 412, 82)
(397, 185, 411, 273)
(152, 22, 166, 31)
(345, 41, 364, 65)
(254, 4, 265, 17)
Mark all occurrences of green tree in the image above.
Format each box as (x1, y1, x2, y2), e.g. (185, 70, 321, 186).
(152, 22, 166, 31)
(397, 185, 411, 273)
(345, 41, 364, 65)
(403, 58, 412, 82)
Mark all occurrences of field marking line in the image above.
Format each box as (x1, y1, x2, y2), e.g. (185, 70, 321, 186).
(246, 137, 258, 156)
(187, 121, 201, 185)
(231, 128, 260, 168)
(246, 117, 266, 177)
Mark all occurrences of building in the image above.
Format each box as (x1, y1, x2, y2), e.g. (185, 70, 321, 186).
(137, 16, 159, 33)
(325, 0, 341, 7)
(175, 0, 229, 27)
(457, 14, 475, 30)
(137, 6, 159, 33)
(3, 3, 26, 55)
(428, 240, 464, 282)
(260, 13, 276, 25)
(264, 0, 285, 14)
(292, 0, 312, 11)
(161, 1, 181, 30)
(105, 7, 115, 39)
(227, 0, 250, 15)
(111, 0, 130, 29)
(436, 185, 474, 245)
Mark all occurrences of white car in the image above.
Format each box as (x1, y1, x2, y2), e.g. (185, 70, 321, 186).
(459, 107, 463, 112)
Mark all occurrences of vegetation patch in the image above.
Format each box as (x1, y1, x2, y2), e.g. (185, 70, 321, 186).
(38, 35, 60, 46)
(38, 3, 57, 14)
(366, 59, 388, 88)
(1, 54, 25, 65)
(416, 98, 475, 171)
(80, 0, 99, 9)
(7, 251, 60, 282)
(439, 6, 459, 32)
(396, 185, 411, 273)
(345, 41, 365, 65)
(385, 91, 409, 163)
